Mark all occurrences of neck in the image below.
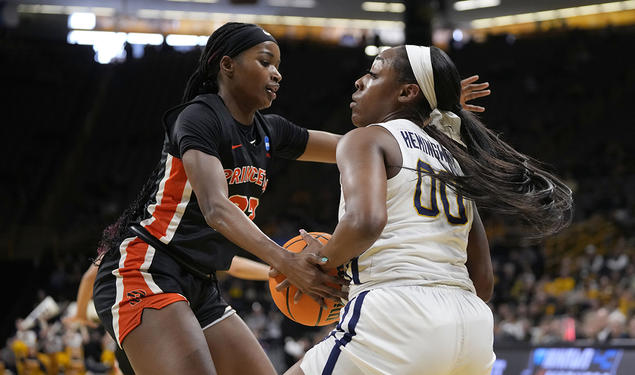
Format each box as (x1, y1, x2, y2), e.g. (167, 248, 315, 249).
(382, 108, 431, 128)
(218, 87, 256, 125)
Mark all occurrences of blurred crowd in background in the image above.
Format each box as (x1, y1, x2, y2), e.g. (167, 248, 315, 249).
(2, 213, 633, 374)
(1, 21, 634, 375)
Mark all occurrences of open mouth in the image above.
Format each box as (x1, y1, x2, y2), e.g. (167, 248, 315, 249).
(265, 85, 278, 99)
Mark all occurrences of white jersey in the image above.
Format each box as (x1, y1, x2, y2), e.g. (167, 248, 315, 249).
(341, 119, 476, 298)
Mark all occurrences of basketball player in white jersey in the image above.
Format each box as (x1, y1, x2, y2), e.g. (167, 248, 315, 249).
(284, 45, 573, 375)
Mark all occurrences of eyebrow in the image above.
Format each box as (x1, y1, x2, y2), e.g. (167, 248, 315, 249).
(258, 50, 281, 64)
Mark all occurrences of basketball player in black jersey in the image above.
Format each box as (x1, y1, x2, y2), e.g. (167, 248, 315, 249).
(92, 23, 491, 375)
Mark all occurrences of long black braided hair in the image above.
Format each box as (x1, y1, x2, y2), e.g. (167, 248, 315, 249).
(182, 22, 268, 103)
(390, 45, 573, 239)
(97, 22, 262, 258)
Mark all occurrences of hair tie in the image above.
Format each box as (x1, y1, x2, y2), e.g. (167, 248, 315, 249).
(405, 45, 465, 147)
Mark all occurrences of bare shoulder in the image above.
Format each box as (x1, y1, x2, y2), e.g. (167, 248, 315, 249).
(337, 125, 402, 173)
(338, 125, 396, 151)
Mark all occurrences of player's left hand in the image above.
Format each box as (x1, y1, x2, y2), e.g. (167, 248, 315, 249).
(270, 229, 348, 306)
(461, 75, 490, 112)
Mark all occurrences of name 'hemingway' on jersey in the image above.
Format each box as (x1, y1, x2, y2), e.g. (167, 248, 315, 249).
(400, 130, 454, 166)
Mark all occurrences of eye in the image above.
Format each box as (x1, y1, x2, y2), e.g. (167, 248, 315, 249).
(260, 60, 271, 67)
(365, 69, 378, 78)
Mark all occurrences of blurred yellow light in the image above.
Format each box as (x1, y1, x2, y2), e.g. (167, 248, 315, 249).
(365, 45, 379, 56)
(558, 8, 579, 18)
(493, 16, 514, 26)
(577, 4, 601, 15)
(454, 0, 500, 12)
(471, 1, 634, 29)
(600, 2, 624, 12)
(361, 2, 405, 13)
(534, 10, 557, 21)
(515, 13, 536, 23)
(134, 8, 404, 30)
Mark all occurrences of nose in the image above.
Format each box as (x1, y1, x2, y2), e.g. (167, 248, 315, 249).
(354, 77, 363, 91)
(271, 66, 282, 83)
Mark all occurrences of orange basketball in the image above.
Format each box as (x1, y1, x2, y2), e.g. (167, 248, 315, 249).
(269, 232, 344, 326)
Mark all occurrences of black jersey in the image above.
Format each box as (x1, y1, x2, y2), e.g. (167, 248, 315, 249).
(135, 94, 308, 272)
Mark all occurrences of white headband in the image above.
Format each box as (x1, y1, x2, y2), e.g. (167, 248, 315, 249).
(405, 45, 465, 147)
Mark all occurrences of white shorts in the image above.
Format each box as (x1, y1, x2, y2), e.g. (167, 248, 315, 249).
(300, 285, 495, 375)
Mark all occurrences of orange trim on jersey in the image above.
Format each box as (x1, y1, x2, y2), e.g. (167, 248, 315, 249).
(143, 157, 189, 240)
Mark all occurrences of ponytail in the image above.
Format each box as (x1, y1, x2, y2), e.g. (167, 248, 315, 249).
(393, 46, 573, 239)
(429, 109, 573, 238)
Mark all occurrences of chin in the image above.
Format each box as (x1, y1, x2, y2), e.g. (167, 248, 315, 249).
(351, 114, 359, 126)
(350, 116, 365, 128)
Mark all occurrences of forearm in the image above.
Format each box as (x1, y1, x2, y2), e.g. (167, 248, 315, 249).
(226, 256, 270, 281)
(75, 285, 91, 319)
(296, 130, 341, 164)
(203, 199, 284, 268)
(75, 265, 98, 318)
(319, 213, 385, 270)
(181, 149, 339, 300)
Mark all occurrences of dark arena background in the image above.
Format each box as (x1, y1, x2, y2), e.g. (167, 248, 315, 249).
(1, 0, 635, 374)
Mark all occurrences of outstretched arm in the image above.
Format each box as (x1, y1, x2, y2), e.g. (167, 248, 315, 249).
(63, 264, 99, 328)
(182, 149, 342, 300)
(296, 130, 341, 164)
(224, 256, 270, 281)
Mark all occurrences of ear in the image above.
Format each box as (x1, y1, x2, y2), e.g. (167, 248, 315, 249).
(397, 83, 420, 104)
(219, 55, 234, 78)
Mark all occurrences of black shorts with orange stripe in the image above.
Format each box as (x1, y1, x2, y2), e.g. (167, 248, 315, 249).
(93, 235, 234, 347)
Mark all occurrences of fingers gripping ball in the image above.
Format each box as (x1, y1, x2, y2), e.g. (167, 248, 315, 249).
(269, 232, 344, 326)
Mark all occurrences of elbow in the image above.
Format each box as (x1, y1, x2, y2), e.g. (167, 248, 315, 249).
(202, 200, 231, 230)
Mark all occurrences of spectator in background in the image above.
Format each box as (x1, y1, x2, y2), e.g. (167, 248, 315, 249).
(598, 309, 628, 342)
